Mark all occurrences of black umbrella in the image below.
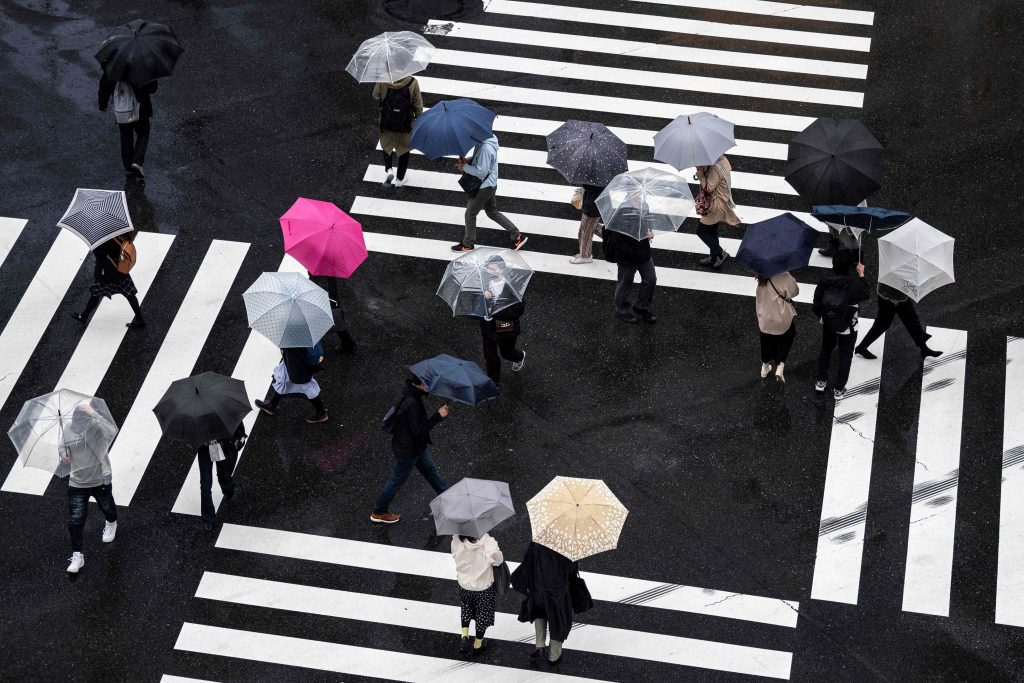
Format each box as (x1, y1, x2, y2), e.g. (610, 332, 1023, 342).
(153, 372, 250, 448)
(545, 120, 628, 186)
(784, 118, 883, 206)
(95, 19, 184, 87)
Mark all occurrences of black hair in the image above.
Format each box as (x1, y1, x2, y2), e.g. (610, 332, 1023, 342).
(459, 535, 477, 543)
(832, 249, 856, 274)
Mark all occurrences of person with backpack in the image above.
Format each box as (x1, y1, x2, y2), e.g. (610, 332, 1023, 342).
(695, 155, 741, 269)
(812, 250, 871, 398)
(70, 231, 145, 329)
(371, 376, 450, 524)
(196, 422, 246, 531)
(98, 75, 158, 178)
(855, 282, 943, 361)
(452, 135, 529, 252)
(452, 534, 504, 656)
(254, 341, 329, 423)
(372, 76, 423, 187)
(605, 228, 657, 324)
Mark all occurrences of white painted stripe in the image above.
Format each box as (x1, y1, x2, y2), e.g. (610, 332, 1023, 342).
(626, 0, 874, 25)
(197, 572, 793, 678)
(160, 676, 219, 683)
(0, 217, 27, 270)
(2, 233, 176, 495)
(175, 623, 602, 682)
(997, 336, 1024, 627)
(349, 196, 833, 268)
(810, 321, 884, 605)
(428, 21, 868, 79)
(902, 328, 967, 616)
(0, 231, 88, 413)
(216, 523, 800, 627)
(171, 255, 307, 517)
(431, 49, 863, 108)
(364, 165, 829, 231)
(486, 0, 871, 51)
(109, 240, 250, 505)
(417, 76, 817, 132)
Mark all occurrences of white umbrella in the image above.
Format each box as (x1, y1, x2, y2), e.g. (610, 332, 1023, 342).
(597, 167, 694, 240)
(653, 112, 735, 171)
(57, 188, 134, 249)
(877, 218, 955, 302)
(242, 272, 333, 348)
(345, 31, 436, 84)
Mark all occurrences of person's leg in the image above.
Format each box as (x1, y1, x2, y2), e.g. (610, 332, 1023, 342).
(79, 294, 102, 321)
(132, 118, 151, 167)
(93, 483, 118, 523)
(414, 448, 448, 494)
(635, 258, 657, 311)
(396, 152, 410, 181)
(534, 618, 547, 648)
(463, 190, 489, 247)
(122, 293, 146, 328)
(614, 264, 638, 315)
(895, 300, 929, 348)
(474, 586, 495, 649)
(759, 331, 774, 364)
(482, 188, 522, 242)
(835, 331, 857, 390)
(577, 215, 598, 260)
(382, 150, 393, 171)
(67, 488, 89, 553)
(373, 457, 416, 514)
(817, 328, 838, 382)
(216, 446, 237, 499)
(118, 124, 135, 172)
(307, 395, 328, 422)
(696, 222, 723, 258)
(548, 639, 563, 662)
(459, 589, 472, 652)
(255, 386, 282, 415)
(482, 335, 501, 383)
(198, 452, 217, 524)
(497, 335, 524, 363)
(857, 298, 896, 354)
(777, 322, 797, 363)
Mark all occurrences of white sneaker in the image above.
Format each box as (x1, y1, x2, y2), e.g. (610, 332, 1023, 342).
(815, 380, 827, 392)
(382, 172, 394, 187)
(102, 521, 117, 543)
(67, 552, 85, 573)
(760, 362, 772, 378)
(775, 362, 786, 383)
(834, 388, 847, 400)
(569, 255, 592, 264)
(393, 175, 408, 187)
(512, 350, 526, 372)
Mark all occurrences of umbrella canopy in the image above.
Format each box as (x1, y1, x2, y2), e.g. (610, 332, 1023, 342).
(597, 168, 694, 240)
(57, 188, 134, 249)
(345, 31, 436, 84)
(436, 247, 534, 320)
(811, 205, 912, 233)
(153, 372, 251, 448)
(7, 389, 118, 480)
(408, 354, 499, 407)
(545, 120, 628, 186)
(877, 218, 955, 302)
(95, 19, 184, 87)
(280, 198, 367, 278)
(243, 272, 333, 348)
(785, 118, 883, 206)
(429, 478, 515, 538)
(527, 476, 628, 562)
(653, 112, 736, 170)
(409, 99, 495, 160)
(735, 213, 819, 278)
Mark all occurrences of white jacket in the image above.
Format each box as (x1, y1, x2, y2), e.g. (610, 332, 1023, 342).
(451, 534, 503, 591)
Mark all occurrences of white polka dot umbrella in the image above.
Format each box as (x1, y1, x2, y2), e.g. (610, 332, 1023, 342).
(242, 272, 333, 348)
(527, 476, 628, 562)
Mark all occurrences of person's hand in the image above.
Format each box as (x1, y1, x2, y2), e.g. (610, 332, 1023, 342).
(647, 229, 655, 241)
(483, 289, 492, 299)
(318, 356, 325, 364)
(856, 263, 865, 277)
(438, 405, 450, 418)
(456, 158, 465, 172)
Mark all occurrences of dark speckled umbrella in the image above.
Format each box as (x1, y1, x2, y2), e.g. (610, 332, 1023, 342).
(545, 120, 628, 186)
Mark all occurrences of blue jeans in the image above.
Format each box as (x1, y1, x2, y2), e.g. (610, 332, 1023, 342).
(198, 448, 237, 525)
(374, 449, 448, 514)
(68, 484, 117, 552)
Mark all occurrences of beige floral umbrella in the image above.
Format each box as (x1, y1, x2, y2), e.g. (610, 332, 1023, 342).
(526, 476, 628, 562)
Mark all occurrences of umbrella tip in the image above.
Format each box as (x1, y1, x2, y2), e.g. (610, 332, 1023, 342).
(687, 115, 691, 124)
(195, 387, 199, 394)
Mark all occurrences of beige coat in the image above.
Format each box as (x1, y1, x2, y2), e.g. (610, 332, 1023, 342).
(755, 272, 799, 335)
(698, 155, 741, 226)
(372, 76, 424, 154)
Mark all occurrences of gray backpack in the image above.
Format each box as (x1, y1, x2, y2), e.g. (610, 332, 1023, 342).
(112, 81, 140, 124)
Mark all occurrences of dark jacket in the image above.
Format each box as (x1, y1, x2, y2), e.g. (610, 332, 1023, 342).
(197, 423, 247, 461)
(282, 342, 323, 385)
(391, 380, 443, 459)
(98, 76, 158, 119)
(511, 542, 586, 642)
(91, 239, 127, 284)
(876, 282, 909, 304)
(812, 272, 871, 330)
(581, 184, 603, 218)
(480, 301, 525, 340)
(603, 230, 651, 267)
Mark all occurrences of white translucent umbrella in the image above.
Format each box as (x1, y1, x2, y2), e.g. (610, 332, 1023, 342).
(436, 247, 534, 320)
(597, 168, 695, 240)
(653, 112, 735, 171)
(877, 218, 955, 302)
(242, 272, 333, 348)
(345, 31, 436, 84)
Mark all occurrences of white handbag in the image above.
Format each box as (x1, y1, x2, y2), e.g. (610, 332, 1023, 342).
(208, 441, 226, 462)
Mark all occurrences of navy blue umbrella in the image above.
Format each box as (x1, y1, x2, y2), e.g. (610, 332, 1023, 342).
(410, 99, 495, 160)
(545, 120, 627, 186)
(811, 205, 911, 232)
(408, 354, 499, 407)
(736, 213, 819, 278)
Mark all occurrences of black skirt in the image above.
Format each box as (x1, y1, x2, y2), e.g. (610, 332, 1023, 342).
(459, 585, 496, 630)
(90, 274, 137, 299)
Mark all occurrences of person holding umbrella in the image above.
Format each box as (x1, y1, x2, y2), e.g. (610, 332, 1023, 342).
(372, 75, 424, 187)
(813, 249, 871, 398)
(695, 155, 741, 269)
(455, 134, 528, 252)
(196, 423, 246, 531)
(571, 184, 605, 264)
(71, 231, 145, 329)
(451, 533, 503, 656)
(254, 341, 328, 424)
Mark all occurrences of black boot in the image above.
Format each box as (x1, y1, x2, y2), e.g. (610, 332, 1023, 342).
(255, 389, 281, 416)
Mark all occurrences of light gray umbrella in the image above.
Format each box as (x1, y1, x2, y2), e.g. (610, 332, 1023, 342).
(345, 31, 436, 84)
(57, 188, 134, 249)
(653, 112, 735, 171)
(242, 272, 333, 348)
(436, 247, 533, 320)
(430, 478, 515, 538)
(877, 218, 955, 302)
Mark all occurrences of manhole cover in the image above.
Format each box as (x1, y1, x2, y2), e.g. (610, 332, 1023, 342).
(383, 0, 484, 23)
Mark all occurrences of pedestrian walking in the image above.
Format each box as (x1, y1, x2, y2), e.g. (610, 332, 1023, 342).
(605, 229, 657, 324)
(856, 283, 943, 360)
(98, 75, 157, 178)
(64, 438, 118, 574)
(196, 422, 246, 531)
(695, 155, 741, 269)
(812, 250, 870, 398)
(452, 534, 504, 656)
(480, 281, 526, 384)
(254, 341, 329, 423)
(756, 271, 799, 383)
(371, 377, 450, 524)
(452, 134, 529, 252)
(570, 184, 605, 264)
(316, 276, 357, 354)
(373, 75, 423, 187)
(71, 232, 145, 329)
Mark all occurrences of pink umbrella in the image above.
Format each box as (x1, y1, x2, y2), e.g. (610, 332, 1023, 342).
(280, 198, 368, 278)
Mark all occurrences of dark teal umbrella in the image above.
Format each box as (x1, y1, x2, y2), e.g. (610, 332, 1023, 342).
(408, 354, 498, 407)
(736, 213, 818, 278)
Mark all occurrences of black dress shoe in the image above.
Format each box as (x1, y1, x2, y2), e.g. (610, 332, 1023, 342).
(615, 311, 640, 324)
(698, 255, 714, 266)
(632, 306, 656, 323)
(711, 252, 729, 269)
(126, 319, 146, 329)
(921, 346, 943, 359)
(855, 346, 877, 360)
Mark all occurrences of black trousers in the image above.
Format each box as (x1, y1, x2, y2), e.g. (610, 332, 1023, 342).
(265, 388, 325, 416)
(68, 484, 117, 552)
(858, 298, 929, 351)
(697, 222, 724, 257)
(482, 334, 523, 384)
(198, 448, 237, 525)
(817, 327, 858, 390)
(82, 292, 144, 321)
(382, 151, 410, 180)
(119, 119, 151, 170)
(759, 322, 797, 364)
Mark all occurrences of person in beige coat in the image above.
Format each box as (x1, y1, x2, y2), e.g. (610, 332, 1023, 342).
(696, 155, 741, 269)
(372, 76, 424, 187)
(755, 271, 799, 382)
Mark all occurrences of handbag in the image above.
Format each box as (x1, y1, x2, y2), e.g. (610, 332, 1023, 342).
(694, 187, 712, 217)
(493, 561, 511, 597)
(208, 441, 226, 463)
(458, 172, 484, 197)
(570, 186, 584, 210)
(492, 319, 515, 337)
(569, 572, 594, 613)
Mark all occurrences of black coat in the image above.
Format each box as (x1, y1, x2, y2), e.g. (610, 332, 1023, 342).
(581, 184, 603, 218)
(511, 542, 582, 642)
(98, 76, 158, 119)
(282, 344, 323, 385)
(480, 301, 525, 340)
(390, 380, 443, 459)
(812, 272, 871, 327)
(603, 230, 651, 267)
(197, 423, 247, 461)
(91, 239, 127, 285)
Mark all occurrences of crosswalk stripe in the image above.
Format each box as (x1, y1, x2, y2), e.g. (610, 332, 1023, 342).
(625, 0, 874, 26)
(216, 523, 800, 627)
(2, 233, 176, 495)
(485, 0, 871, 52)
(0, 230, 88, 414)
(109, 240, 250, 505)
(160, 676, 219, 683)
(431, 49, 863, 108)
(196, 571, 793, 678)
(810, 322, 884, 605)
(349, 196, 833, 269)
(0, 217, 27, 270)
(902, 328, 967, 616)
(417, 76, 817, 133)
(175, 622, 602, 682)
(171, 255, 306, 517)
(996, 336, 1024, 627)
(426, 20, 868, 79)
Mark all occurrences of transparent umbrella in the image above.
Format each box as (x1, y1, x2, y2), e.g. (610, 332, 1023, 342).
(877, 218, 955, 302)
(242, 272, 333, 348)
(597, 168, 694, 240)
(345, 31, 436, 84)
(436, 247, 534, 320)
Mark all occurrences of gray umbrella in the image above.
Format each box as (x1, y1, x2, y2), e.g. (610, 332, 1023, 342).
(429, 478, 515, 538)
(242, 272, 333, 348)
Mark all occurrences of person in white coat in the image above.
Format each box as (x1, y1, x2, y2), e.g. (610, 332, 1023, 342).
(452, 534, 503, 656)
